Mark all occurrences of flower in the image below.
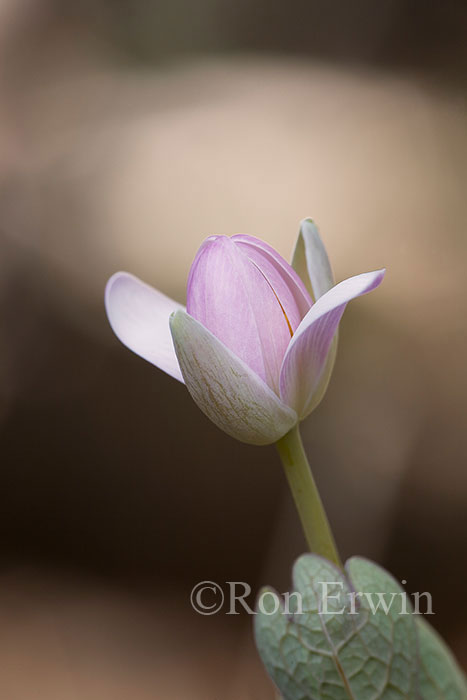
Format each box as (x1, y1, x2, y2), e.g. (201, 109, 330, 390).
(105, 219, 385, 445)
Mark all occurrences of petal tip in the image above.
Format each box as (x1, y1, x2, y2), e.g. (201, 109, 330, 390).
(105, 268, 137, 296)
(104, 271, 185, 382)
(105, 271, 133, 322)
(169, 307, 187, 329)
(369, 267, 386, 287)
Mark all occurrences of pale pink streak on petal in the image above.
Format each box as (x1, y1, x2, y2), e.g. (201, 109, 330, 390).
(279, 269, 385, 417)
(232, 234, 312, 328)
(186, 236, 300, 392)
(105, 272, 184, 382)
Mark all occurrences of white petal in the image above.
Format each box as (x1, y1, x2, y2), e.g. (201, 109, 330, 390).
(280, 270, 385, 418)
(105, 272, 184, 382)
(170, 311, 297, 445)
(291, 218, 334, 301)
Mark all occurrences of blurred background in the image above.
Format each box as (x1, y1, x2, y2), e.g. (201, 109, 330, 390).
(0, 0, 466, 697)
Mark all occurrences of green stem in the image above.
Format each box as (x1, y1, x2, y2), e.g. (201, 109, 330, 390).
(276, 424, 342, 569)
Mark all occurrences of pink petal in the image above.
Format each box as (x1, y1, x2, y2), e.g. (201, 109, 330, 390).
(232, 234, 312, 323)
(279, 269, 385, 417)
(186, 236, 309, 392)
(105, 272, 184, 382)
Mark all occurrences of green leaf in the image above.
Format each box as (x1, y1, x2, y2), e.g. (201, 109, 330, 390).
(255, 555, 419, 699)
(416, 617, 467, 699)
(255, 555, 467, 699)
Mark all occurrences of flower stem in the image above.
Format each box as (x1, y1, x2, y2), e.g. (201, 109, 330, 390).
(276, 424, 342, 569)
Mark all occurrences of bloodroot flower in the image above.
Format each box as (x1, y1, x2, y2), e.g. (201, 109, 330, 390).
(105, 220, 384, 445)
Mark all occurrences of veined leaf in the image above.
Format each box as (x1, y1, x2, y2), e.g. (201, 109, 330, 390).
(255, 555, 418, 699)
(416, 617, 467, 699)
